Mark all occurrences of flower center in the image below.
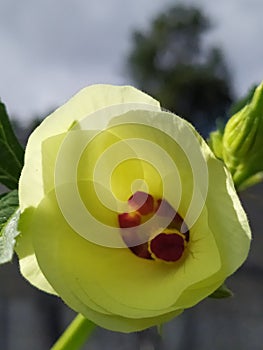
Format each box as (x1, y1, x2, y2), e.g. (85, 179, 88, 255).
(118, 191, 189, 263)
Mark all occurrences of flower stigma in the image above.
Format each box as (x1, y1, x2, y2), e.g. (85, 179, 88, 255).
(118, 191, 189, 262)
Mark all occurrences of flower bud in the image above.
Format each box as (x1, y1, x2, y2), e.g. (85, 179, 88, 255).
(208, 128, 224, 160)
(222, 82, 263, 190)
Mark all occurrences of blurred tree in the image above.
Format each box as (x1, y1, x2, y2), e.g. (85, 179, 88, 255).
(127, 4, 234, 133)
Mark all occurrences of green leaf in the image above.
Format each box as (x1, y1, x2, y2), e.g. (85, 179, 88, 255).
(0, 192, 8, 200)
(0, 102, 24, 189)
(0, 190, 20, 264)
(0, 190, 19, 230)
(0, 210, 20, 264)
(209, 283, 233, 299)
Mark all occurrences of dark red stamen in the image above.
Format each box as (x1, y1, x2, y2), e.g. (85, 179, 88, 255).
(128, 191, 154, 215)
(118, 193, 189, 263)
(118, 212, 141, 228)
(156, 199, 189, 242)
(150, 233, 185, 262)
(130, 243, 153, 260)
(119, 221, 153, 260)
(155, 198, 176, 218)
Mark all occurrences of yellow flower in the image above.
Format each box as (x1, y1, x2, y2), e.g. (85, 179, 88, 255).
(16, 85, 251, 332)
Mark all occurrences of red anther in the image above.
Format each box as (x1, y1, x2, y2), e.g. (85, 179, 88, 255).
(128, 191, 154, 215)
(119, 194, 189, 262)
(150, 233, 185, 262)
(120, 225, 153, 260)
(130, 243, 153, 260)
(155, 198, 176, 217)
(118, 212, 141, 228)
(156, 199, 189, 241)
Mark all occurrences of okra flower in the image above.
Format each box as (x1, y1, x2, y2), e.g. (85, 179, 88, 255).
(16, 85, 251, 332)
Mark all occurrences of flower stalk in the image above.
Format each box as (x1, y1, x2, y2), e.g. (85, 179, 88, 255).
(51, 314, 95, 350)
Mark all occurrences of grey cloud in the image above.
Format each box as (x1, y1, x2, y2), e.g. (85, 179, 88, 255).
(1, 0, 263, 122)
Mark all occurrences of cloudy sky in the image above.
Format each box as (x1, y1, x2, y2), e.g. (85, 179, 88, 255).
(1, 0, 263, 124)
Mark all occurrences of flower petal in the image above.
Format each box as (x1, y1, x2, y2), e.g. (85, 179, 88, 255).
(205, 157, 251, 275)
(19, 85, 161, 211)
(31, 188, 220, 319)
(15, 208, 56, 294)
(74, 307, 183, 333)
(168, 158, 251, 309)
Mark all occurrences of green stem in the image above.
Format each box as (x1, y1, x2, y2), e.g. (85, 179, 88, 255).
(51, 314, 96, 350)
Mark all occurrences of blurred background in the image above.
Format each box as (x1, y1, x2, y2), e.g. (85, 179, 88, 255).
(0, 0, 263, 349)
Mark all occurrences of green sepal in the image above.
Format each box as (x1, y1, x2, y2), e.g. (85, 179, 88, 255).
(208, 128, 224, 160)
(209, 283, 233, 299)
(0, 101, 24, 189)
(238, 171, 263, 191)
(0, 190, 20, 264)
